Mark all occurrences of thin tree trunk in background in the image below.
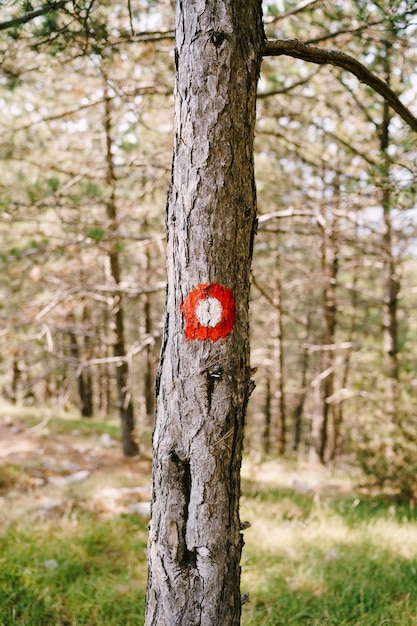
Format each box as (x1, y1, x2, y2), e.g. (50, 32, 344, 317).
(144, 245, 155, 424)
(310, 211, 338, 464)
(145, 1, 264, 623)
(98, 307, 111, 420)
(68, 312, 94, 417)
(380, 43, 399, 421)
(328, 257, 358, 461)
(10, 352, 20, 404)
(273, 247, 285, 455)
(263, 375, 272, 454)
(98, 362, 110, 419)
(80, 303, 94, 417)
(103, 79, 139, 457)
(293, 314, 311, 451)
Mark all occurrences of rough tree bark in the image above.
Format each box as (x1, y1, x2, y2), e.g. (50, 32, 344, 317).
(145, 1, 264, 624)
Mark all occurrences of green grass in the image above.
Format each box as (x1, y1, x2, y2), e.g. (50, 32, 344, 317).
(241, 486, 417, 625)
(0, 400, 121, 439)
(3, 490, 417, 626)
(0, 513, 148, 625)
(2, 426, 417, 625)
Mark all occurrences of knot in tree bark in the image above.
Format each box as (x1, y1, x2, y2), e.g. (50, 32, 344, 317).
(210, 30, 226, 48)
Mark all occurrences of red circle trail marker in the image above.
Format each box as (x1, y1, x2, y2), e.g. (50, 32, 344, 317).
(181, 283, 236, 341)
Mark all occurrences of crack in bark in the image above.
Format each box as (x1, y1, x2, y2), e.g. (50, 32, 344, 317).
(206, 364, 223, 412)
(170, 451, 197, 569)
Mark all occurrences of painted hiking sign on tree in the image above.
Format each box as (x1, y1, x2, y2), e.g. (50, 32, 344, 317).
(181, 283, 236, 341)
(144, 1, 417, 624)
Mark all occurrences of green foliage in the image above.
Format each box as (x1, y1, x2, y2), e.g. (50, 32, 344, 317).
(7, 247, 22, 259)
(85, 226, 107, 241)
(357, 420, 417, 502)
(114, 240, 125, 253)
(84, 182, 103, 198)
(46, 176, 60, 192)
(244, 545, 417, 625)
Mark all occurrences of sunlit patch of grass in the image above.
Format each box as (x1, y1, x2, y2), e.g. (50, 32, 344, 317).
(0, 399, 121, 438)
(241, 479, 417, 626)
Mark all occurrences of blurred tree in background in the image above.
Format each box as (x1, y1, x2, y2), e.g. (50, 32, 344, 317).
(0, 0, 417, 498)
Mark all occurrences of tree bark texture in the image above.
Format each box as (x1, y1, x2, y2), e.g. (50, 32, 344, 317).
(145, 2, 264, 624)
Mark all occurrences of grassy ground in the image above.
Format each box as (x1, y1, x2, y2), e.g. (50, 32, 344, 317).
(240, 467, 417, 626)
(1, 406, 417, 625)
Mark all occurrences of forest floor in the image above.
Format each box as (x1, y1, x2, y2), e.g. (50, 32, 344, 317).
(0, 404, 352, 527)
(2, 403, 417, 625)
(0, 407, 153, 526)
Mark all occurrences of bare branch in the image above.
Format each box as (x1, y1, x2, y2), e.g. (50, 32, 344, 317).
(258, 208, 313, 224)
(251, 271, 275, 307)
(263, 38, 417, 133)
(264, 0, 322, 23)
(305, 19, 384, 46)
(257, 68, 322, 98)
(0, 1, 69, 32)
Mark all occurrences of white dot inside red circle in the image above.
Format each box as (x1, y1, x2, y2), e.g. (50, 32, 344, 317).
(196, 297, 223, 327)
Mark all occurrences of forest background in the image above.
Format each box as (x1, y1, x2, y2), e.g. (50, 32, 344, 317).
(2, 0, 417, 492)
(1, 0, 417, 624)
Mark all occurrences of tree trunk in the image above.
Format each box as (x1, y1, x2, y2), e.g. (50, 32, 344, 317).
(263, 375, 272, 455)
(380, 44, 399, 419)
(10, 351, 20, 404)
(80, 304, 94, 418)
(68, 309, 94, 418)
(103, 78, 139, 457)
(309, 210, 338, 464)
(145, 1, 264, 624)
(144, 245, 156, 425)
(273, 247, 286, 455)
(292, 315, 311, 452)
(328, 259, 358, 461)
